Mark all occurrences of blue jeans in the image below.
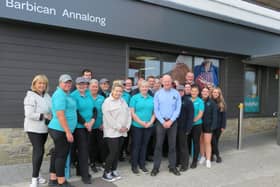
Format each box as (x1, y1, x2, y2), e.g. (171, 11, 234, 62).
(153, 121, 178, 169)
(131, 126, 154, 168)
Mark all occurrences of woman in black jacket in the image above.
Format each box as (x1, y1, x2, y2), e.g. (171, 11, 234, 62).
(211, 87, 226, 163)
(199, 87, 217, 169)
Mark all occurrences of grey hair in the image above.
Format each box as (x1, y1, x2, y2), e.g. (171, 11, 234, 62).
(89, 79, 99, 85)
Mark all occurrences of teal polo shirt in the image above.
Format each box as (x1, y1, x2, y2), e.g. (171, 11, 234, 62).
(122, 90, 131, 105)
(192, 97, 204, 126)
(49, 87, 77, 133)
(129, 93, 154, 128)
(71, 89, 94, 128)
(90, 94, 105, 129)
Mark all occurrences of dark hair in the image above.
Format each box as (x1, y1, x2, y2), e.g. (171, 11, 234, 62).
(81, 69, 92, 75)
(146, 75, 155, 80)
(191, 84, 200, 90)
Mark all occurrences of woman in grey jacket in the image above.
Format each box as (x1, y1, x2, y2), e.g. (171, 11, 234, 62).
(24, 74, 52, 187)
(102, 81, 131, 182)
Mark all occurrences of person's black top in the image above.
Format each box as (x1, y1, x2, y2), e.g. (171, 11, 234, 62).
(131, 87, 153, 97)
(98, 90, 110, 98)
(177, 95, 194, 134)
(216, 109, 226, 129)
(203, 98, 218, 130)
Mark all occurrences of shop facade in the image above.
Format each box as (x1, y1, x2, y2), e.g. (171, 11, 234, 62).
(0, 0, 279, 164)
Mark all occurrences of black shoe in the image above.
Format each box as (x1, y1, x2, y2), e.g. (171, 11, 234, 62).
(91, 164, 98, 173)
(169, 168, 180, 176)
(190, 162, 197, 169)
(180, 166, 188, 172)
(82, 177, 92, 184)
(150, 168, 159, 176)
(58, 181, 75, 187)
(132, 167, 140, 174)
(140, 166, 149, 173)
(48, 179, 58, 186)
(216, 156, 222, 163)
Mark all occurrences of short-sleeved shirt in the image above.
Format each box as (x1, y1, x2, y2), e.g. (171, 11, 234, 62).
(122, 90, 131, 105)
(129, 93, 154, 128)
(71, 89, 94, 128)
(192, 97, 204, 126)
(90, 94, 105, 129)
(49, 87, 77, 133)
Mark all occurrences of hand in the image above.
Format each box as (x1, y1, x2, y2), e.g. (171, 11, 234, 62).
(119, 127, 128, 133)
(221, 128, 225, 132)
(84, 122, 92, 132)
(145, 122, 152, 128)
(99, 125, 104, 131)
(165, 120, 173, 128)
(66, 132, 74, 143)
(44, 113, 52, 120)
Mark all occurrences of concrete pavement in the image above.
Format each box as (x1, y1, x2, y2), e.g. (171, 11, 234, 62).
(0, 130, 279, 187)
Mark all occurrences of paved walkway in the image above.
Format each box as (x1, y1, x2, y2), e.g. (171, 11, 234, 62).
(0, 131, 280, 187)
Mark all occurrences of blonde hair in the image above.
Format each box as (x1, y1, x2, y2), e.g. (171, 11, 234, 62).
(140, 80, 149, 87)
(212, 87, 226, 112)
(31, 74, 49, 92)
(112, 80, 124, 91)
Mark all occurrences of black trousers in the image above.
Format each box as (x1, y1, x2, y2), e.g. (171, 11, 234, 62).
(27, 132, 48, 178)
(153, 122, 177, 169)
(176, 130, 189, 168)
(74, 128, 90, 179)
(131, 126, 154, 168)
(211, 128, 222, 157)
(89, 129, 107, 164)
(49, 129, 70, 177)
(190, 125, 202, 162)
(104, 137, 124, 173)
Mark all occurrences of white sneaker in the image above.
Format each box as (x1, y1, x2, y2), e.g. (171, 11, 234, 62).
(206, 160, 211, 168)
(30, 178, 38, 187)
(199, 156, 206, 165)
(112, 170, 122, 180)
(38, 175, 47, 184)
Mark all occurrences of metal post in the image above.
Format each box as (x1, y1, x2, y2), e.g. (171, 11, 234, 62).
(237, 103, 244, 150)
(277, 76, 280, 145)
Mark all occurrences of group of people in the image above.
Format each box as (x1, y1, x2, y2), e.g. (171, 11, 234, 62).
(24, 69, 226, 187)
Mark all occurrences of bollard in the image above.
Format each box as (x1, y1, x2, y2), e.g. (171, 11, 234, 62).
(237, 103, 244, 150)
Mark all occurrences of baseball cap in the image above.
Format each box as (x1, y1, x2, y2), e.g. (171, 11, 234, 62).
(75, 77, 89, 84)
(99, 78, 109, 84)
(59, 74, 72, 83)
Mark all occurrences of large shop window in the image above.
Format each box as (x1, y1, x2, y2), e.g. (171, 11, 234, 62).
(244, 67, 260, 113)
(128, 48, 220, 87)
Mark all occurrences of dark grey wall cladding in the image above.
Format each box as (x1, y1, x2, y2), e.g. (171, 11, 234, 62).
(224, 56, 245, 118)
(0, 22, 126, 128)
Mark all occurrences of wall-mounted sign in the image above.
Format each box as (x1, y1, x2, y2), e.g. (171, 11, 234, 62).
(244, 96, 260, 113)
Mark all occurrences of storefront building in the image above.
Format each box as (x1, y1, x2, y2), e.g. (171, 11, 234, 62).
(0, 0, 279, 164)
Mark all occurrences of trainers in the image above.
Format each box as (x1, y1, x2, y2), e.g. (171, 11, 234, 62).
(140, 166, 149, 173)
(199, 156, 206, 165)
(216, 156, 222, 163)
(48, 179, 58, 186)
(102, 172, 116, 182)
(38, 175, 47, 184)
(112, 170, 122, 180)
(206, 160, 211, 168)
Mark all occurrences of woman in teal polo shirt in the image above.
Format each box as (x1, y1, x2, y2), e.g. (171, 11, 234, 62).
(130, 80, 156, 174)
(70, 77, 94, 184)
(48, 74, 77, 187)
(190, 84, 204, 169)
(87, 79, 106, 173)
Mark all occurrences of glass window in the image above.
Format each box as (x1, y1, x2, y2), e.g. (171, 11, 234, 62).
(244, 68, 260, 113)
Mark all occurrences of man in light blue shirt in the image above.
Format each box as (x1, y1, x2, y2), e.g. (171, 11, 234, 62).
(151, 74, 181, 176)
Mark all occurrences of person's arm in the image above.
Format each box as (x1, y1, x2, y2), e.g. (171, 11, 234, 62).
(170, 91, 182, 123)
(147, 113, 156, 127)
(193, 99, 204, 122)
(221, 111, 227, 130)
(56, 110, 73, 142)
(102, 101, 122, 131)
(211, 101, 218, 130)
(130, 108, 146, 127)
(24, 94, 44, 121)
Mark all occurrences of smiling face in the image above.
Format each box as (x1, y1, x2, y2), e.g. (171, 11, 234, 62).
(111, 85, 123, 99)
(89, 82, 99, 96)
(34, 79, 47, 94)
(201, 87, 210, 100)
(162, 75, 172, 90)
(76, 82, 87, 94)
(191, 86, 199, 99)
(60, 80, 72, 92)
(212, 89, 220, 99)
